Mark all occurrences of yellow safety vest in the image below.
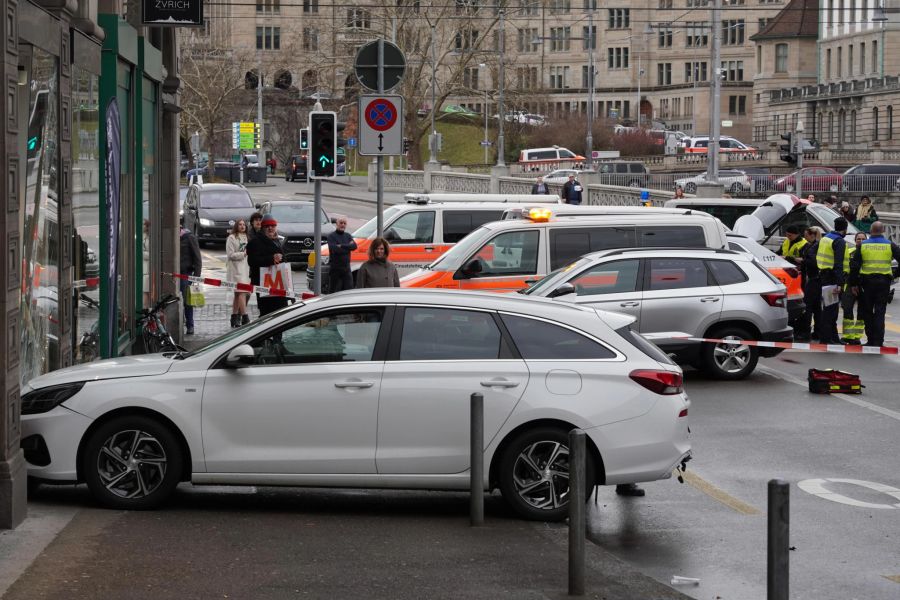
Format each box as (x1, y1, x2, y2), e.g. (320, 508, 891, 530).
(859, 240, 893, 275)
(843, 246, 856, 274)
(816, 235, 836, 270)
(781, 237, 808, 260)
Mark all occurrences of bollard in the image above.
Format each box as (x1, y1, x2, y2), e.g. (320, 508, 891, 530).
(470, 392, 484, 526)
(767, 479, 790, 600)
(568, 429, 586, 596)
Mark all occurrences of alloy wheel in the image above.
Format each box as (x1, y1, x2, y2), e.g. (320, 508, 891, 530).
(96, 429, 168, 500)
(512, 440, 570, 510)
(712, 336, 752, 374)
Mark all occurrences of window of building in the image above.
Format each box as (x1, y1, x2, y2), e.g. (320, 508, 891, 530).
(775, 43, 788, 73)
(302, 27, 318, 51)
(657, 62, 672, 85)
(888, 105, 893, 140)
(758, 18, 770, 32)
(728, 95, 747, 115)
(757, 46, 762, 72)
(873, 40, 878, 73)
(581, 65, 597, 89)
(455, 0, 480, 15)
(659, 98, 670, 118)
(607, 47, 630, 69)
(851, 110, 857, 143)
(687, 0, 708, 6)
(550, 66, 569, 89)
(516, 66, 538, 89)
(523, 0, 539, 15)
(722, 60, 744, 81)
(550, 27, 571, 51)
(828, 112, 834, 142)
(582, 26, 596, 50)
(837, 46, 842, 78)
(874, 107, 879, 140)
(658, 23, 673, 47)
(256, 26, 281, 49)
(827, 49, 832, 79)
(673, 97, 681, 117)
(848, 45, 854, 76)
(839, 0, 845, 24)
(658, 0, 673, 7)
(685, 97, 693, 116)
(455, 29, 478, 50)
(725, 0, 745, 4)
(518, 28, 539, 52)
(685, 61, 708, 82)
(608, 9, 630, 29)
(722, 20, 745, 45)
(687, 22, 709, 47)
(860, 42, 866, 73)
(464, 67, 479, 90)
(549, 0, 571, 14)
(303, 0, 318, 13)
(347, 8, 371, 29)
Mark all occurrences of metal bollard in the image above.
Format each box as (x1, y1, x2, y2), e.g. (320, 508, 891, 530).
(767, 479, 790, 600)
(470, 392, 484, 526)
(568, 429, 586, 596)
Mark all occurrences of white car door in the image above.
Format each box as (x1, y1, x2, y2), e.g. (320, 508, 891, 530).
(639, 257, 724, 336)
(556, 258, 644, 326)
(201, 307, 388, 474)
(377, 306, 529, 474)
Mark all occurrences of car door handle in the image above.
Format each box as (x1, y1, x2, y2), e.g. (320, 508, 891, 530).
(480, 379, 520, 388)
(620, 301, 640, 307)
(334, 380, 374, 389)
(700, 297, 720, 303)
(424, 246, 435, 252)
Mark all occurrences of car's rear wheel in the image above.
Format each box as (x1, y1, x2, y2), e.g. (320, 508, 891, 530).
(685, 183, 697, 194)
(498, 427, 595, 521)
(701, 326, 758, 380)
(730, 182, 744, 193)
(82, 415, 183, 510)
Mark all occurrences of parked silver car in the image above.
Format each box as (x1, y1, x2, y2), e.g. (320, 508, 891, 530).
(523, 247, 792, 380)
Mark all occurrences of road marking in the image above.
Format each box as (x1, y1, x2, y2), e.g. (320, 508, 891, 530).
(883, 575, 900, 584)
(885, 322, 900, 334)
(797, 478, 900, 509)
(682, 471, 760, 515)
(758, 365, 900, 423)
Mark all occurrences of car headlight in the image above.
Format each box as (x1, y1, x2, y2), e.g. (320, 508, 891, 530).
(21, 382, 85, 415)
(199, 218, 214, 227)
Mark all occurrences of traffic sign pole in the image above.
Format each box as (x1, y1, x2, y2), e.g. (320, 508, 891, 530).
(377, 39, 385, 238)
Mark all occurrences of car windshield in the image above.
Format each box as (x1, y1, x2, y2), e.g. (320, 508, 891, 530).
(179, 302, 306, 359)
(427, 225, 494, 270)
(200, 190, 253, 209)
(807, 203, 859, 234)
(269, 203, 329, 224)
(352, 205, 404, 238)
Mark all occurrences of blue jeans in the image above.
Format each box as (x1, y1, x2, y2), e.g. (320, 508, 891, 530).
(180, 279, 194, 330)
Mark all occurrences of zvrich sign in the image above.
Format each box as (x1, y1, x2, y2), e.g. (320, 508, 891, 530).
(142, 0, 204, 26)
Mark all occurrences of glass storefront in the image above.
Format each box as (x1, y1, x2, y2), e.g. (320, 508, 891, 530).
(115, 61, 134, 344)
(72, 65, 101, 363)
(19, 47, 60, 385)
(142, 78, 157, 309)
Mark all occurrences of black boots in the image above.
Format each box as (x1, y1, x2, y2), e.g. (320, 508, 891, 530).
(241, 314, 250, 325)
(230, 314, 240, 328)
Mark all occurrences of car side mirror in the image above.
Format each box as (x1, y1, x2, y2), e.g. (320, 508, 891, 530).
(455, 258, 483, 280)
(384, 228, 400, 242)
(225, 344, 255, 368)
(255, 203, 262, 209)
(548, 282, 575, 298)
(330, 217, 337, 224)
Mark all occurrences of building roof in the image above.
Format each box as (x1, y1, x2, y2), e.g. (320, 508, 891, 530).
(750, 0, 819, 41)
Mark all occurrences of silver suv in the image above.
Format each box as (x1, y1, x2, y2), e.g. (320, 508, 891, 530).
(523, 248, 792, 380)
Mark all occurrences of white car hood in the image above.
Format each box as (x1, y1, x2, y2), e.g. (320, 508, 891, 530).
(25, 355, 176, 390)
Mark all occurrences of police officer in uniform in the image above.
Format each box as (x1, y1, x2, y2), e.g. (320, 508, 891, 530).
(816, 217, 848, 344)
(777, 225, 808, 264)
(796, 227, 823, 341)
(849, 221, 900, 347)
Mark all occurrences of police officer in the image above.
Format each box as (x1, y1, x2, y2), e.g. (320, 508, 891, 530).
(777, 225, 808, 265)
(816, 217, 849, 344)
(849, 221, 900, 347)
(840, 232, 867, 345)
(796, 226, 823, 341)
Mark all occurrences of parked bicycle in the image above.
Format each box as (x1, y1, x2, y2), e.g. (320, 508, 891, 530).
(138, 294, 185, 354)
(77, 293, 100, 363)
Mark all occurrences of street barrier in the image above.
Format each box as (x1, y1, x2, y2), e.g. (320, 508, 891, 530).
(165, 272, 314, 300)
(568, 428, 586, 597)
(662, 335, 899, 355)
(470, 392, 484, 527)
(767, 479, 790, 600)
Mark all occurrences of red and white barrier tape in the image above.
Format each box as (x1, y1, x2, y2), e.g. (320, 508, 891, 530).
(166, 272, 310, 300)
(73, 277, 100, 290)
(671, 336, 898, 356)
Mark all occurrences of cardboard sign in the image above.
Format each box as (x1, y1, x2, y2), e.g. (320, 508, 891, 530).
(260, 263, 293, 296)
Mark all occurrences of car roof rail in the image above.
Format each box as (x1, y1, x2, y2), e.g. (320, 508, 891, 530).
(597, 246, 739, 258)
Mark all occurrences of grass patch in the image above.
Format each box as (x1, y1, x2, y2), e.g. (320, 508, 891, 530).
(411, 119, 494, 167)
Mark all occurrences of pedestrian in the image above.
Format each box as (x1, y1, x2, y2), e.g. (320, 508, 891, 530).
(776, 225, 807, 265)
(247, 214, 291, 316)
(673, 185, 686, 199)
(822, 195, 838, 210)
(560, 173, 583, 205)
(179, 218, 202, 335)
(806, 193, 817, 203)
(796, 226, 824, 341)
(815, 217, 849, 344)
(249, 211, 264, 240)
(839, 201, 855, 222)
(356, 237, 400, 288)
(839, 232, 868, 344)
(267, 157, 277, 174)
(853, 195, 878, 233)
(850, 221, 900, 347)
(241, 153, 249, 170)
(226, 219, 251, 327)
(531, 176, 549, 195)
(326, 216, 358, 293)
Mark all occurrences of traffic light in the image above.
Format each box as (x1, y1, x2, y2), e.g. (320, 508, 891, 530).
(402, 137, 411, 154)
(309, 111, 336, 178)
(336, 121, 347, 165)
(779, 132, 796, 164)
(300, 128, 309, 152)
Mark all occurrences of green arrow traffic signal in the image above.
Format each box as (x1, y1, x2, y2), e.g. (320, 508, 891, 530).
(318, 155, 333, 168)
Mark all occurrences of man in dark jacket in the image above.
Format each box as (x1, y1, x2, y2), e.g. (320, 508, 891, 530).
(179, 222, 203, 335)
(849, 220, 900, 347)
(531, 176, 549, 195)
(796, 227, 822, 341)
(560, 173, 583, 205)
(326, 216, 358, 293)
(816, 217, 848, 344)
(247, 214, 291, 315)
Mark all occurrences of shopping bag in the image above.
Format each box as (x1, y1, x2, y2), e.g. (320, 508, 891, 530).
(259, 263, 293, 296)
(186, 285, 206, 307)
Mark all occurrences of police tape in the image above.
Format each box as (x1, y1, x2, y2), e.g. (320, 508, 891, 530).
(669, 336, 898, 356)
(165, 272, 315, 300)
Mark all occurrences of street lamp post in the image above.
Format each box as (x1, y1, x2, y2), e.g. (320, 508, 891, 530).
(636, 55, 642, 127)
(429, 24, 438, 164)
(706, 0, 723, 185)
(496, 8, 506, 167)
(479, 63, 490, 164)
(585, 6, 594, 170)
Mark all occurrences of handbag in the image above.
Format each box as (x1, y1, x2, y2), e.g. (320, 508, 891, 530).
(186, 284, 206, 307)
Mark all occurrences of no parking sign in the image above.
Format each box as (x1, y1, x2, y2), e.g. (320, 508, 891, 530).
(358, 94, 404, 156)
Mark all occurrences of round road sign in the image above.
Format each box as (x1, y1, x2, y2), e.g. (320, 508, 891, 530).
(364, 99, 398, 132)
(354, 40, 406, 92)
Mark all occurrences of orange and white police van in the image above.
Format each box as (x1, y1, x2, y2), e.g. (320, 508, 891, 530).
(400, 208, 730, 292)
(307, 193, 560, 292)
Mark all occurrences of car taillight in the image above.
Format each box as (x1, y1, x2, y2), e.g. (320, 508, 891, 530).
(629, 369, 684, 395)
(761, 291, 786, 307)
(783, 267, 799, 279)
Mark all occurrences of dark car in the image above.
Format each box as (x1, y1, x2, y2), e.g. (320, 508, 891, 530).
(286, 154, 307, 182)
(842, 163, 900, 191)
(595, 161, 650, 187)
(182, 183, 255, 245)
(256, 200, 335, 267)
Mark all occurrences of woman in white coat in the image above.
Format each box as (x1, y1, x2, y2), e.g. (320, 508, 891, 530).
(226, 219, 251, 327)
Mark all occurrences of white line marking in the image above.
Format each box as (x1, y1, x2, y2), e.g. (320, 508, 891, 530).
(798, 478, 900, 509)
(758, 365, 900, 422)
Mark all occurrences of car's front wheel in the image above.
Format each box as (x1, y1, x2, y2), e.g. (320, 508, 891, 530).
(498, 427, 596, 521)
(730, 182, 744, 193)
(701, 326, 758, 380)
(685, 182, 697, 194)
(82, 415, 183, 510)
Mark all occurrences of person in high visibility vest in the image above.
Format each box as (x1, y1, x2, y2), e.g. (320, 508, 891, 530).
(840, 232, 867, 344)
(849, 221, 900, 347)
(777, 225, 808, 265)
(795, 226, 824, 341)
(815, 217, 849, 344)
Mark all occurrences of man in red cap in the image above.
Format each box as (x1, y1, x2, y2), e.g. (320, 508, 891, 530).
(247, 214, 291, 315)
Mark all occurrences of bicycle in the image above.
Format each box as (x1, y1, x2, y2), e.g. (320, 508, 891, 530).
(77, 293, 101, 363)
(138, 294, 185, 354)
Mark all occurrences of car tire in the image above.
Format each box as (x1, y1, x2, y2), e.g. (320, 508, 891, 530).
(498, 426, 596, 522)
(685, 183, 697, 194)
(701, 326, 759, 380)
(82, 415, 183, 510)
(730, 182, 743, 194)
